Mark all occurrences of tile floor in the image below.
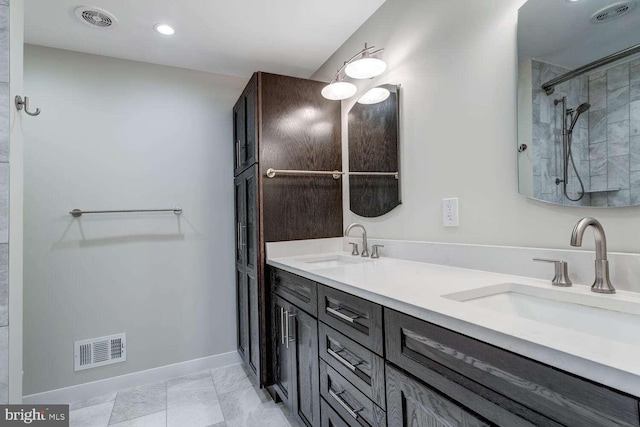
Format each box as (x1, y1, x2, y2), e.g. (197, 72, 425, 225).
(69, 364, 299, 427)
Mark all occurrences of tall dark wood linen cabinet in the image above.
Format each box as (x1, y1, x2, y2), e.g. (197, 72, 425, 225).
(233, 72, 343, 387)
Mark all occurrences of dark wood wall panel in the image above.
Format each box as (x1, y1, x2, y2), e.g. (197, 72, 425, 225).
(260, 73, 343, 242)
(348, 91, 400, 218)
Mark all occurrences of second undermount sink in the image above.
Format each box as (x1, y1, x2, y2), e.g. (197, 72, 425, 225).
(296, 254, 373, 269)
(443, 283, 640, 347)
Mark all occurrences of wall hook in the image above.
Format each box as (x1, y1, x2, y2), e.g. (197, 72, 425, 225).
(15, 96, 41, 116)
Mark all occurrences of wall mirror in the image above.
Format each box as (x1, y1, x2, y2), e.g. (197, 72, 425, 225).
(518, 0, 640, 207)
(348, 84, 401, 217)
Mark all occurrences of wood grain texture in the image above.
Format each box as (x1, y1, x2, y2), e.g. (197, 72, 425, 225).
(384, 308, 640, 427)
(321, 397, 351, 427)
(319, 322, 386, 409)
(318, 285, 384, 356)
(272, 268, 318, 317)
(259, 72, 343, 242)
(320, 360, 387, 427)
(348, 89, 400, 218)
(386, 364, 491, 427)
(293, 305, 321, 427)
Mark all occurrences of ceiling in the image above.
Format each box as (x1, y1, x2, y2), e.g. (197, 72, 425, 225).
(519, 0, 640, 69)
(24, 0, 386, 79)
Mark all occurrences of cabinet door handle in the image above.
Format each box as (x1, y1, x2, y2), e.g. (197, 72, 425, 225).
(280, 307, 286, 345)
(236, 142, 240, 167)
(326, 307, 359, 323)
(236, 222, 241, 249)
(328, 389, 362, 420)
(285, 312, 296, 348)
(327, 348, 360, 373)
(240, 224, 246, 248)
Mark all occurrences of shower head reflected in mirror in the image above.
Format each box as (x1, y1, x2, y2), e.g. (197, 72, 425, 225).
(569, 102, 590, 132)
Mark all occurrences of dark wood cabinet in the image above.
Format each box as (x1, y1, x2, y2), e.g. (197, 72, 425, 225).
(235, 165, 260, 379)
(234, 74, 258, 176)
(272, 292, 321, 427)
(233, 72, 343, 387)
(386, 364, 491, 427)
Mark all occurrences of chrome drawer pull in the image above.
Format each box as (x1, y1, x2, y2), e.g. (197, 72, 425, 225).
(329, 389, 363, 420)
(285, 312, 296, 348)
(280, 307, 285, 345)
(327, 348, 360, 373)
(326, 307, 359, 323)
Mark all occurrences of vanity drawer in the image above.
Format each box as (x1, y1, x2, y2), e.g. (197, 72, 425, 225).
(318, 285, 383, 355)
(271, 267, 317, 317)
(320, 360, 386, 427)
(319, 322, 385, 409)
(384, 308, 640, 427)
(321, 398, 350, 427)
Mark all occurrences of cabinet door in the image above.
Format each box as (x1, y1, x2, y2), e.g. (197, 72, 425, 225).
(233, 95, 246, 176)
(272, 295, 294, 408)
(234, 175, 245, 266)
(247, 270, 260, 378)
(243, 165, 259, 274)
(386, 364, 491, 427)
(291, 306, 320, 427)
(236, 267, 249, 362)
(244, 74, 258, 167)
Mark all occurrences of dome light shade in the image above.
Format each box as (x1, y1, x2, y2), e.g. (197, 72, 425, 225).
(345, 57, 387, 79)
(321, 81, 357, 100)
(357, 87, 391, 105)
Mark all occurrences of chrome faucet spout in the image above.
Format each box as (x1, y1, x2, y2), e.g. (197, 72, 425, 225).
(570, 217, 615, 294)
(345, 223, 369, 257)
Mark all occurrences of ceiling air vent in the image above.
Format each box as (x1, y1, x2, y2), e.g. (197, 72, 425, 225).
(591, 1, 636, 23)
(74, 333, 126, 371)
(74, 6, 118, 29)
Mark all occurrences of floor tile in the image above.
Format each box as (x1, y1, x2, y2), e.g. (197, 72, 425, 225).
(219, 385, 288, 427)
(167, 382, 223, 427)
(70, 392, 117, 411)
(70, 401, 115, 427)
(109, 381, 167, 424)
(167, 370, 213, 391)
(109, 410, 165, 427)
(211, 364, 254, 395)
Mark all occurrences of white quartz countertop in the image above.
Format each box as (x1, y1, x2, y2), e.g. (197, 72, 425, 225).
(267, 244, 640, 397)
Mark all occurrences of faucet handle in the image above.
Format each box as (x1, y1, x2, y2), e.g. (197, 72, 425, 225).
(371, 245, 384, 259)
(349, 242, 359, 256)
(533, 258, 572, 287)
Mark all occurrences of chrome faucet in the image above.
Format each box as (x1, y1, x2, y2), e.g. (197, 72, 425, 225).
(570, 217, 616, 294)
(345, 223, 369, 257)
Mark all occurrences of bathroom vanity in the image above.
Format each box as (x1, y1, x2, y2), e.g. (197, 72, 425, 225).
(266, 240, 640, 427)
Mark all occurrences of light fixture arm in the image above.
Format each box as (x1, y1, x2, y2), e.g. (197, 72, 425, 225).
(328, 43, 385, 83)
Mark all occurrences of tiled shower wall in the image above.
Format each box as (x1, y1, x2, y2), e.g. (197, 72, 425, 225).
(532, 58, 640, 207)
(0, 0, 9, 403)
(531, 59, 590, 206)
(587, 59, 640, 207)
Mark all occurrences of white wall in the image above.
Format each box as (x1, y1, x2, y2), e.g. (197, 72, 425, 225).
(313, 0, 640, 254)
(23, 45, 246, 395)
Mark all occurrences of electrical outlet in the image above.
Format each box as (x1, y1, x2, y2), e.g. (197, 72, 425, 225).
(443, 198, 459, 227)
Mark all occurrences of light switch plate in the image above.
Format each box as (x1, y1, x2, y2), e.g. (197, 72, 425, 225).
(443, 198, 459, 227)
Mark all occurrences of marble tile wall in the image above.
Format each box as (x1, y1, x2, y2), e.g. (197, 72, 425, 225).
(0, 0, 8, 404)
(531, 60, 590, 206)
(587, 58, 640, 207)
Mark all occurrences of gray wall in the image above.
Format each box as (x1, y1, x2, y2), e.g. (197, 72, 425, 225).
(23, 45, 246, 395)
(0, 0, 10, 404)
(313, 0, 640, 253)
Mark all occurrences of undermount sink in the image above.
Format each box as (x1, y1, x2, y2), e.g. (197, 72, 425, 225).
(444, 283, 640, 347)
(296, 254, 373, 269)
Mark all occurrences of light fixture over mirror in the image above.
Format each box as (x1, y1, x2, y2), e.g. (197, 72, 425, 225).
(357, 86, 391, 104)
(321, 43, 386, 101)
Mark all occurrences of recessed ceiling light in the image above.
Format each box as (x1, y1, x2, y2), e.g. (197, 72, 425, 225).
(154, 24, 175, 35)
(565, 0, 581, 2)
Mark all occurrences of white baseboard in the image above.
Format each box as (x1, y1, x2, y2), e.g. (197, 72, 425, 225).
(23, 351, 242, 405)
